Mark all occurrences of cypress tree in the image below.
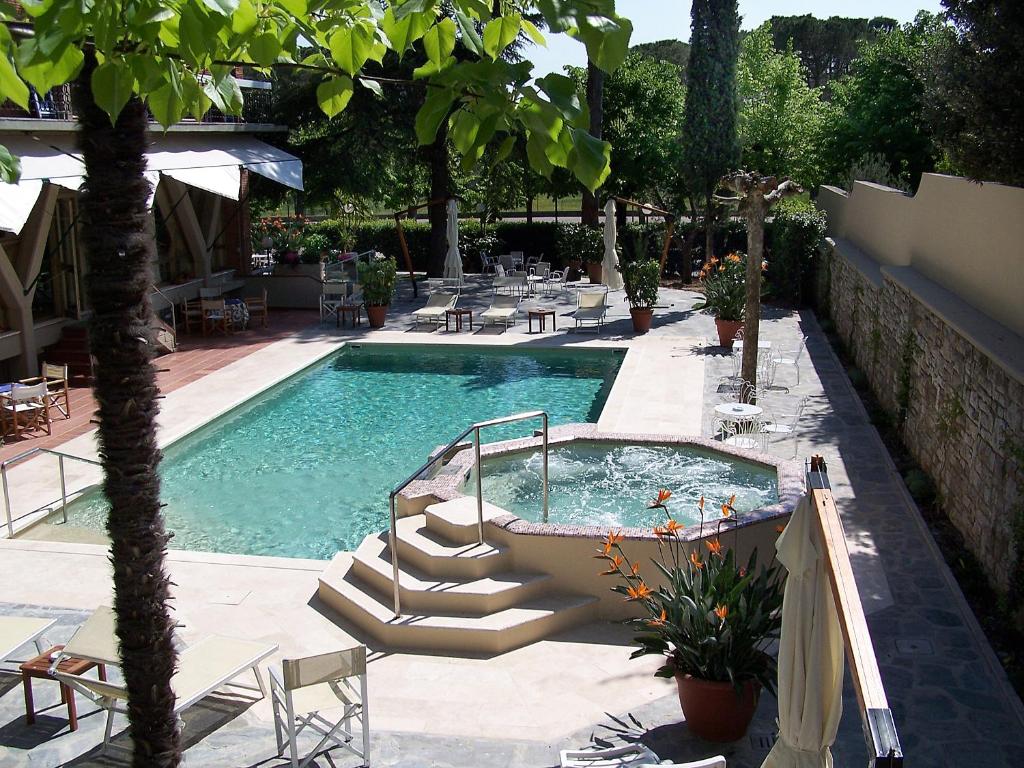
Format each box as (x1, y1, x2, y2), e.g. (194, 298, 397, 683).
(682, 0, 741, 263)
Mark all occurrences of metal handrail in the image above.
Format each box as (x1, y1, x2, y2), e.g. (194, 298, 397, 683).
(387, 410, 549, 617)
(1, 447, 103, 537)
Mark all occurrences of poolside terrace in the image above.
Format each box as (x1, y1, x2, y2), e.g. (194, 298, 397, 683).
(0, 276, 1021, 766)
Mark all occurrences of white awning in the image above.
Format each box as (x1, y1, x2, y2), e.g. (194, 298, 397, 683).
(0, 132, 303, 233)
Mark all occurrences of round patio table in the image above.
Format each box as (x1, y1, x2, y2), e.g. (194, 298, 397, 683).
(714, 403, 763, 420)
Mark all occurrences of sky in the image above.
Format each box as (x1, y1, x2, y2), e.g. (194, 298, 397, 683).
(528, 0, 946, 76)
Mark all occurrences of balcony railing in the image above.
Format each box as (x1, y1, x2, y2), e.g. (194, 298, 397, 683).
(0, 81, 275, 125)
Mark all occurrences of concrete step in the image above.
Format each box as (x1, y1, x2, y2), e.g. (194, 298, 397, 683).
(352, 534, 551, 614)
(424, 496, 512, 545)
(394, 514, 511, 579)
(318, 555, 598, 655)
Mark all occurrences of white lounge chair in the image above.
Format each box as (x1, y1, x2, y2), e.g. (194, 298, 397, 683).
(412, 291, 458, 328)
(0, 615, 55, 668)
(573, 290, 609, 332)
(270, 646, 370, 768)
(53, 606, 277, 754)
(560, 743, 725, 768)
(480, 294, 522, 329)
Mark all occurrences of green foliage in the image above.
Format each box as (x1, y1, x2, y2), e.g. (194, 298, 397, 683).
(631, 39, 690, 80)
(357, 252, 397, 306)
(567, 53, 686, 206)
(682, 0, 741, 202)
(596, 497, 784, 692)
(845, 152, 912, 192)
(0, 0, 634, 190)
(737, 24, 828, 189)
(693, 253, 749, 322)
(620, 258, 660, 310)
(769, 197, 827, 305)
(557, 222, 604, 264)
(896, 329, 918, 427)
(903, 468, 937, 509)
(923, 1, 1024, 186)
(827, 26, 936, 189)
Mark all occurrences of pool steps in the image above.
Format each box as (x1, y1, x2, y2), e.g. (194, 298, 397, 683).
(318, 497, 599, 654)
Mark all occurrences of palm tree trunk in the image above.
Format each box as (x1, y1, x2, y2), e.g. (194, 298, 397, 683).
(74, 53, 181, 768)
(740, 207, 765, 393)
(427, 120, 451, 277)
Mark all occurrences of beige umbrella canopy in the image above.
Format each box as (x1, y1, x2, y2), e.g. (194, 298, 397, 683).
(761, 494, 845, 768)
(602, 198, 623, 290)
(443, 199, 463, 284)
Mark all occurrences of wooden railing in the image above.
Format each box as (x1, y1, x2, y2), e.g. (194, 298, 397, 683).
(807, 456, 903, 767)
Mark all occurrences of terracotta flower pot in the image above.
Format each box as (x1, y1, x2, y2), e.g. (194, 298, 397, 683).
(586, 262, 603, 285)
(630, 307, 654, 333)
(715, 318, 743, 348)
(366, 304, 388, 328)
(675, 674, 760, 742)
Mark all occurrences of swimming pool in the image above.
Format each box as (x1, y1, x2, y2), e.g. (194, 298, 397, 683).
(475, 442, 778, 529)
(64, 344, 623, 559)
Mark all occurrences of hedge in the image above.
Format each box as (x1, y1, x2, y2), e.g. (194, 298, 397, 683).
(769, 198, 828, 305)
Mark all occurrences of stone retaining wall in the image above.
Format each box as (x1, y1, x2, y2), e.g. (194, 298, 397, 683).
(819, 241, 1024, 592)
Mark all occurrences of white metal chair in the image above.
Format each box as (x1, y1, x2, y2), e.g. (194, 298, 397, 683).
(560, 743, 725, 768)
(722, 415, 768, 450)
(480, 252, 498, 274)
(1, 382, 52, 439)
(771, 335, 808, 385)
(761, 396, 808, 456)
(270, 646, 370, 768)
(573, 289, 609, 332)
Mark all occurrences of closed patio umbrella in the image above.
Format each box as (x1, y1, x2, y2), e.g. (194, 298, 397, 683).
(443, 199, 463, 284)
(602, 198, 623, 290)
(761, 494, 844, 768)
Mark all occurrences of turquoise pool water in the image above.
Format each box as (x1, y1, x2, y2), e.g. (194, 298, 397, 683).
(476, 442, 778, 529)
(65, 345, 622, 559)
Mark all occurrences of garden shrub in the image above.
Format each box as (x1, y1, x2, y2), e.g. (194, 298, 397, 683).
(769, 198, 827, 305)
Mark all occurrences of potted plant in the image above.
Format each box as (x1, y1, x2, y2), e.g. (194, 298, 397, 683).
(596, 491, 784, 742)
(693, 252, 748, 347)
(620, 258, 660, 333)
(358, 253, 397, 328)
(558, 224, 604, 283)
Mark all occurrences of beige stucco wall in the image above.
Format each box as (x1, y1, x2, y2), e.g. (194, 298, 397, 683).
(819, 174, 1024, 337)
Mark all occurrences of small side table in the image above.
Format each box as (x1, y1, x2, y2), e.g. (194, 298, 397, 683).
(528, 308, 557, 333)
(446, 308, 473, 332)
(20, 645, 107, 731)
(337, 303, 362, 328)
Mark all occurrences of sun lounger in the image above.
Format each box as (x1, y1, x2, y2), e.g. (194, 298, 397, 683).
(560, 743, 726, 768)
(0, 615, 56, 668)
(572, 289, 609, 332)
(52, 606, 277, 753)
(412, 291, 458, 327)
(480, 294, 521, 329)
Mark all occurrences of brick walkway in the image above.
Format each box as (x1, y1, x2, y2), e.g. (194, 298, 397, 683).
(0, 310, 318, 462)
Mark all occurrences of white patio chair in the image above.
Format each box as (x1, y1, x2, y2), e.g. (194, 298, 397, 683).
(771, 335, 808, 385)
(1, 382, 52, 439)
(761, 396, 808, 456)
(320, 282, 348, 324)
(481, 294, 522, 329)
(560, 743, 725, 768)
(528, 261, 552, 296)
(722, 415, 768, 450)
(20, 361, 71, 419)
(412, 290, 458, 328)
(497, 254, 515, 274)
(573, 289, 609, 333)
(480, 252, 498, 274)
(270, 646, 370, 768)
(509, 250, 525, 270)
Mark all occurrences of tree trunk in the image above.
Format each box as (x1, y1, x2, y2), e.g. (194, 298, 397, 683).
(580, 61, 604, 228)
(74, 54, 181, 767)
(525, 195, 533, 224)
(427, 120, 451, 277)
(704, 198, 716, 264)
(740, 203, 766, 393)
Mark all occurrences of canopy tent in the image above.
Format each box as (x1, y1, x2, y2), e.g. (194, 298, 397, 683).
(443, 198, 463, 284)
(602, 198, 623, 290)
(761, 494, 844, 768)
(0, 132, 304, 233)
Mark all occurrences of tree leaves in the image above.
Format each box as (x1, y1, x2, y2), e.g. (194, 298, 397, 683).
(415, 87, 457, 145)
(567, 128, 612, 190)
(91, 60, 134, 125)
(483, 14, 521, 60)
(316, 75, 354, 118)
(329, 23, 376, 76)
(422, 18, 455, 69)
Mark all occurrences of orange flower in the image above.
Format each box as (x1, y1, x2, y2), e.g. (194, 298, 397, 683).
(698, 495, 705, 511)
(598, 530, 624, 555)
(705, 538, 722, 557)
(726, 253, 741, 263)
(690, 551, 704, 569)
(739, 567, 747, 578)
(775, 524, 786, 534)
(709, 256, 719, 265)
(599, 555, 624, 575)
(721, 504, 732, 518)
(626, 582, 653, 601)
(630, 562, 641, 576)
(647, 608, 667, 628)
(666, 519, 683, 533)
(649, 488, 672, 508)
(761, 260, 768, 271)
(714, 604, 729, 621)
(728, 494, 736, 508)
(654, 525, 669, 538)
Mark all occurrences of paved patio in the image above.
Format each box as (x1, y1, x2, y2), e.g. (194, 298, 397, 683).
(0, 275, 1021, 766)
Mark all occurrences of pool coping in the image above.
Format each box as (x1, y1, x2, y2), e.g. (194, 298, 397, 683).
(403, 423, 803, 542)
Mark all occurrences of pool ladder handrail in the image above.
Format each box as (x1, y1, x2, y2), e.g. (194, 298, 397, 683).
(1, 447, 103, 537)
(388, 410, 549, 618)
